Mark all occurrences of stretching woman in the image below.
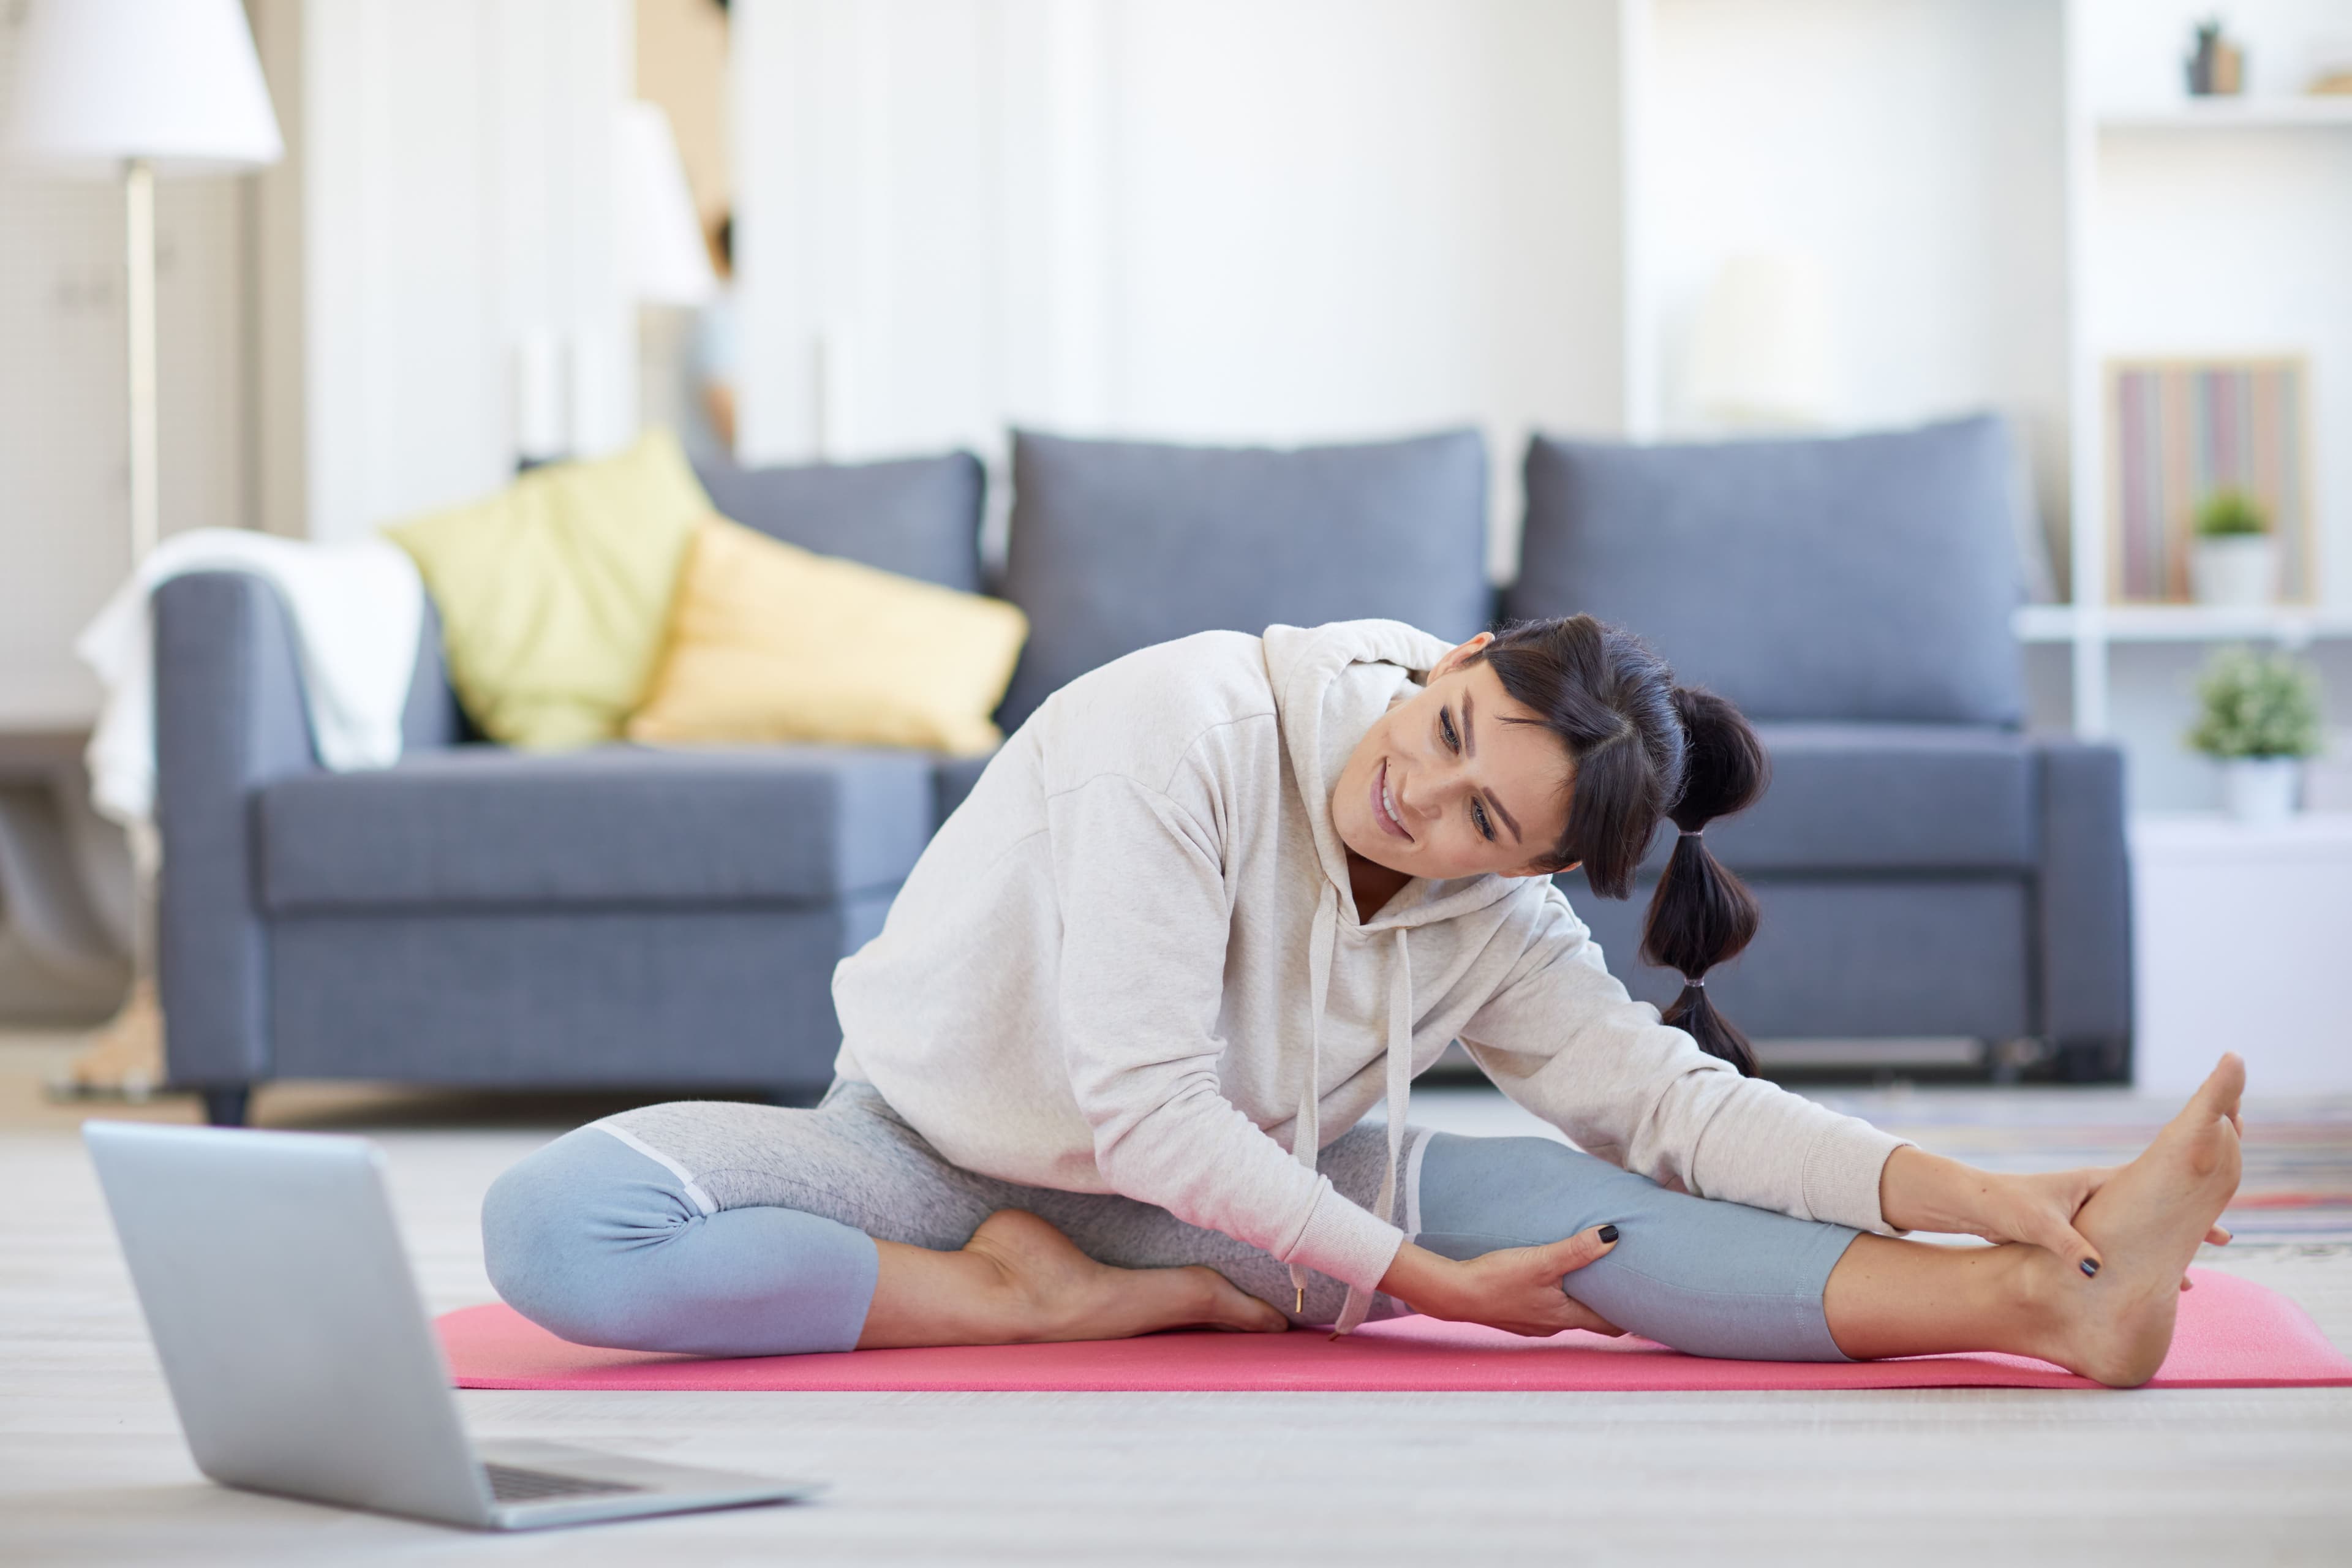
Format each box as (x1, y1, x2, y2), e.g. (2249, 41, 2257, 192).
(484, 617, 2242, 1387)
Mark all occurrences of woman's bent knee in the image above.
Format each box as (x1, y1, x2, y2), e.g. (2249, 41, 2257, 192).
(480, 1126, 703, 1350)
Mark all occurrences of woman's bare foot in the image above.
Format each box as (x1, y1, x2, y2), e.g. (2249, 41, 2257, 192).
(2035, 1054, 2244, 1387)
(856, 1210, 1288, 1349)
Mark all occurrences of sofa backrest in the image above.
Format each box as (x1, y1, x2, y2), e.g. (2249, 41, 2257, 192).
(997, 428, 1492, 729)
(693, 450, 987, 594)
(1507, 415, 2026, 726)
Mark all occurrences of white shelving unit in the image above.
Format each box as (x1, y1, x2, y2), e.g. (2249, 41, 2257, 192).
(2048, 0, 2352, 778)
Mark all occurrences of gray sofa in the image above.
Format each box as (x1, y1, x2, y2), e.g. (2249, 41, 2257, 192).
(156, 419, 2128, 1125)
(1509, 417, 2129, 1080)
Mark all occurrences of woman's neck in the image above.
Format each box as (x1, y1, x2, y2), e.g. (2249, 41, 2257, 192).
(1346, 851, 1413, 922)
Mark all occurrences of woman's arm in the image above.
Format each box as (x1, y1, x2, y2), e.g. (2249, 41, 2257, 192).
(1048, 773, 1406, 1295)
(1458, 889, 1912, 1234)
(1377, 1231, 1627, 1338)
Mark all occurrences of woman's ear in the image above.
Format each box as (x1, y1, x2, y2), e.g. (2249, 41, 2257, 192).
(1433, 631, 1496, 678)
(1509, 858, 1580, 881)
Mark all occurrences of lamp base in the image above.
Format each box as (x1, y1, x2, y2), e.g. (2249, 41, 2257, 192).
(45, 977, 164, 1102)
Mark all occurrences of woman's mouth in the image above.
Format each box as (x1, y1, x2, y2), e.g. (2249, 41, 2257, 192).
(1372, 760, 1411, 842)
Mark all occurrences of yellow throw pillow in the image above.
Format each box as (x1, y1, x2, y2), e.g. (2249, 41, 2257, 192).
(628, 516, 1028, 757)
(386, 431, 710, 750)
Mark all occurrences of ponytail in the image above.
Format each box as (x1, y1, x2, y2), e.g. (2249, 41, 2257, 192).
(1471, 623, 1771, 1077)
(1638, 687, 1768, 1076)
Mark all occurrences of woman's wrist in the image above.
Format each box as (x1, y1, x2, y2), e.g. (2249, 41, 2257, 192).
(1376, 1242, 1464, 1319)
(1877, 1145, 2008, 1235)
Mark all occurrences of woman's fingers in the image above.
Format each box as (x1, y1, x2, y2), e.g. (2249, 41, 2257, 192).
(2204, 1225, 2233, 1246)
(2035, 1216, 2104, 1280)
(1530, 1224, 1620, 1279)
(1555, 1295, 1627, 1336)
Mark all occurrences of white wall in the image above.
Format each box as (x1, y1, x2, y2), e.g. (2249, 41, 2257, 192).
(297, 0, 633, 544)
(734, 0, 1629, 579)
(1640, 0, 2070, 543)
(0, 11, 252, 725)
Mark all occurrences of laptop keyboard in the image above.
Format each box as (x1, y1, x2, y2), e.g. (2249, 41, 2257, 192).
(484, 1462, 646, 1503)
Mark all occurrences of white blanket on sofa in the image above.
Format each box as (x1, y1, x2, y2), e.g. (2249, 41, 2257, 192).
(77, 529, 426, 828)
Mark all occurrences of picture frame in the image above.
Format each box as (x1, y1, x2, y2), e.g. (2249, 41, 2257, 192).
(2105, 355, 2315, 604)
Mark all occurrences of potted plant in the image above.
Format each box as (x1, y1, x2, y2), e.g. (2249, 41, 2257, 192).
(2189, 489, 2277, 608)
(2186, 647, 2324, 823)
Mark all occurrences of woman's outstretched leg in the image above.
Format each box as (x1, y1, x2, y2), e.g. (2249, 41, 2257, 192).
(1823, 1054, 2242, 1385)
(1413, 1057, 2244, 1387)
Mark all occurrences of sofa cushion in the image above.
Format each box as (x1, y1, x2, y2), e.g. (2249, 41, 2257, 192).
(627, 517, 1027, 756)
(998, 429, 1491, 729)
(693, 450, 986, 594)
(1509, 416, 2025, 725)
(386, 429, 709, 749)
(1635, 724, 2038, 875)
(258, 745, 935, 912)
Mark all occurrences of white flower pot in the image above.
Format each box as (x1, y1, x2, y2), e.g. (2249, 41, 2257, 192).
(2191, 536, 2279, 607)
(2221, 757, 2301, 824)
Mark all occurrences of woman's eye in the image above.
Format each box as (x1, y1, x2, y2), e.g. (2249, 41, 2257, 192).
(1440, 709, 1460, 752)
(1471, 799, 1494, 842)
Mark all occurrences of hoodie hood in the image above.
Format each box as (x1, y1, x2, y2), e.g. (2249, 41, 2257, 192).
(1261, 619, 1529, 932)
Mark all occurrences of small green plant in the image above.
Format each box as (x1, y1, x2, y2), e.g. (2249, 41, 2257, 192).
(2195, 488, 2269, 538)
(2186, 647, 2323, 759)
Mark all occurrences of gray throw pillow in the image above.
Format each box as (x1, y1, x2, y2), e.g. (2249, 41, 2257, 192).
(1000, 429, 1491, 728)
(1507, 416, 2025, 725)
(693, 451, 986, 594)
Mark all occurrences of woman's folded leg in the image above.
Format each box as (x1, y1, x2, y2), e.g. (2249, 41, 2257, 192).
(480, 1123, 880, 1356)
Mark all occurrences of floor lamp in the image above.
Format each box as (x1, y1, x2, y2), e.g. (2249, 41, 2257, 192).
(5, 0, 282, 1096)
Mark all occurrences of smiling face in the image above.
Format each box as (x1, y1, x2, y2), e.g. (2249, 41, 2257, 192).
(1330, 636, 1576, 884)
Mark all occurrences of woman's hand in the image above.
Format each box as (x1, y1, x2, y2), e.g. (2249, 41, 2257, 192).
(1879, 1147, 2231, 1280)
(1376, 1231, 1626, 1338)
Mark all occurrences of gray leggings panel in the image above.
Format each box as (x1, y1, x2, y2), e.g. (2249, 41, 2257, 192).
(481, 1081, 1860, 1361)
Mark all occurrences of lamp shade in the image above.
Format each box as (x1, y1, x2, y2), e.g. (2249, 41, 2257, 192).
(4, 0, 282, 175)
(618, 100, 716, 306)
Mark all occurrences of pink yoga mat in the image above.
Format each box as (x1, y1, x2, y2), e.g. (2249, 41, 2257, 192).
(438, 1268, 2352, 1393)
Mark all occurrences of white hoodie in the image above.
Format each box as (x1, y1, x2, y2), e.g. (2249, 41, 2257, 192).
(834, 620, 1909, 1322)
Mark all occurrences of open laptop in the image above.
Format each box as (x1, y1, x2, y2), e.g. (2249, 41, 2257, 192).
(84, 1120, 821, 1530)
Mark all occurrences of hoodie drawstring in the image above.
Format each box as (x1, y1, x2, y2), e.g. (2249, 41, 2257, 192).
(1291, 897, 1414, 1336)
(1287, 884, 1340, 1316)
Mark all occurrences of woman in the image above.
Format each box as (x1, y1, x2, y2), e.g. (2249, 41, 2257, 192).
(484, 617, 2242, 1387)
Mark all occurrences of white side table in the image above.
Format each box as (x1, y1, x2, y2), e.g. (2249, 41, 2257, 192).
(2130, 813, 2352, 1094)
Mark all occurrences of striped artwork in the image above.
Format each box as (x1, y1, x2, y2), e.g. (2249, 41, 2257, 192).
(2108, 357, 2313, 603)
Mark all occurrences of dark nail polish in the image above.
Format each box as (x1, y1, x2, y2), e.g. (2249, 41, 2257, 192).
(1598, 1224, 1619, 1245)
(2080, 1258, 2100, 1278)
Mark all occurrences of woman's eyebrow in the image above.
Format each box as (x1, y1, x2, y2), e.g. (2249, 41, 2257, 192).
(1461, 692, 1525, 843)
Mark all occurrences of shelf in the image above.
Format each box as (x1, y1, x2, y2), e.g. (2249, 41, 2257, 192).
(2097, 97, 2352, 132)
(2013, 604, 2352, 644)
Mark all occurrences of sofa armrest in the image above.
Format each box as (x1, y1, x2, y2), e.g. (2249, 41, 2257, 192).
(2034, 738, 2132, 1076)
(153, 572, 325, 1087)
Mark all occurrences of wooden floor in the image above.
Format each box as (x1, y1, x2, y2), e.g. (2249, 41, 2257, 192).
(4, 1034, 2349, 1566)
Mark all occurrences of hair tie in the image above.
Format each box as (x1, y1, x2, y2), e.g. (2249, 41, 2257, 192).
(1679, 974, 1705, 987)
(1679, 828, 1704, 839)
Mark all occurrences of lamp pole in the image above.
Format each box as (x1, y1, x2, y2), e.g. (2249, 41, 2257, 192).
(124, 156, 159, 564)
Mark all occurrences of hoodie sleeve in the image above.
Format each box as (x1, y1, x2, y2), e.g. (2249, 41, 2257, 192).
(1458, 885, 1912, 1235)
(1046, 772, 1407, 1292)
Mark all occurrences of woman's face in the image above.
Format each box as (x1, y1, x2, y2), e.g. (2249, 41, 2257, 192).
(1330, 636, 1575, 883)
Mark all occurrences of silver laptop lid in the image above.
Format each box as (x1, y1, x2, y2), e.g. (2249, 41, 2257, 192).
(84, 1121, 494, 1526)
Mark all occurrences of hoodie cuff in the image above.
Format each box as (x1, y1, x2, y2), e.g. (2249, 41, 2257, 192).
(1287, 1186, 1408, 1293)
(1799, 1121, 1917, 1235)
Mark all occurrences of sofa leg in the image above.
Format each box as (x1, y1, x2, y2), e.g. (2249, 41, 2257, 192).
(201, 1085, 252, 1127)
(2051, 1038, 2130, 1085)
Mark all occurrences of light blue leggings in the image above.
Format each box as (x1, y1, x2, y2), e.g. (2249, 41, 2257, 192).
(482, 1081, 1861, 1362)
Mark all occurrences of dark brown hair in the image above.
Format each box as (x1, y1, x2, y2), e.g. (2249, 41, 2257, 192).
(1472, 616, 1770, 1075)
